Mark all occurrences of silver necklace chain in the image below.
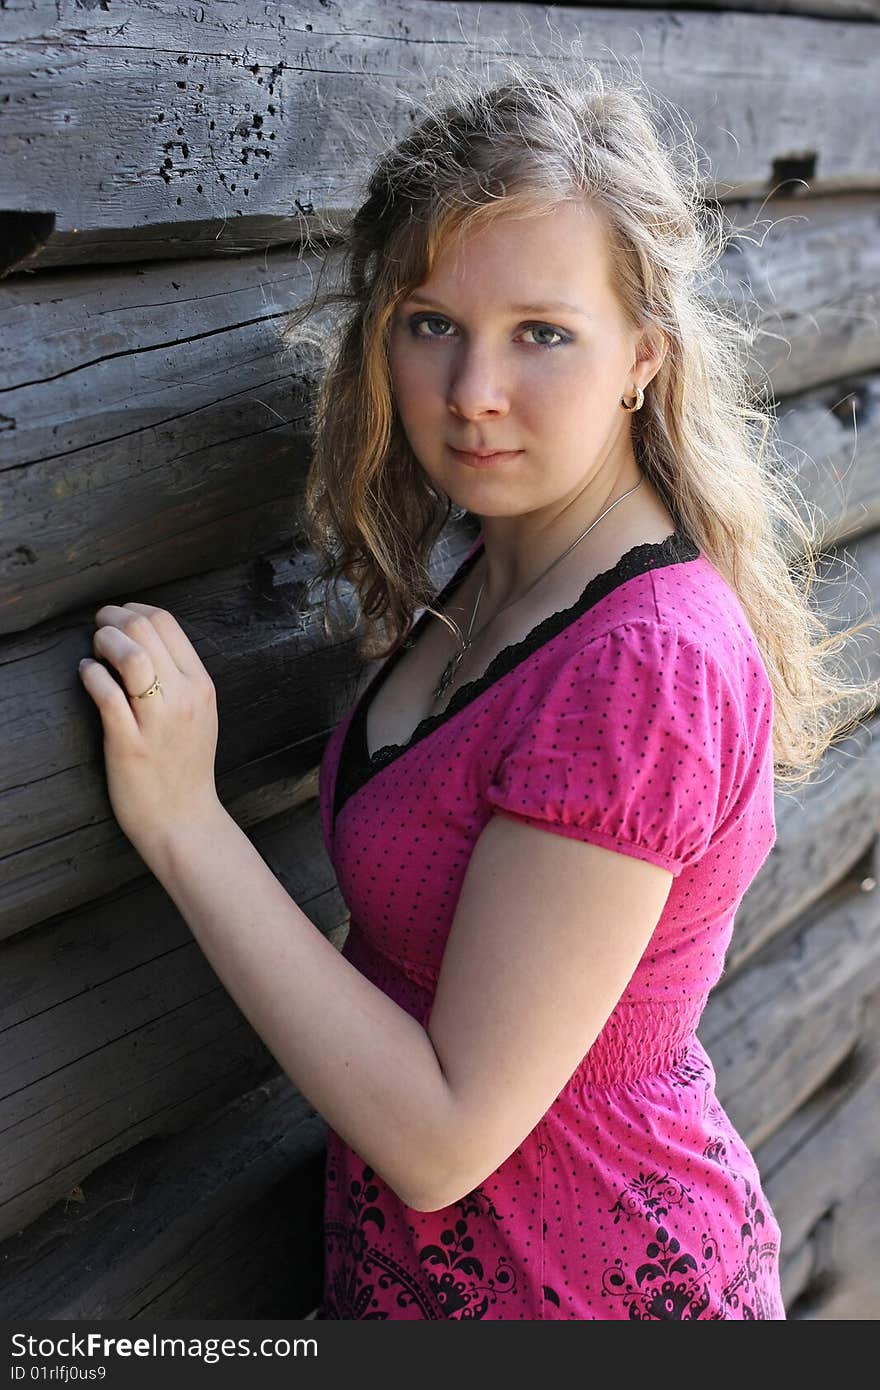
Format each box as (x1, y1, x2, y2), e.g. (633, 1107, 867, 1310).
(433, 475, 644, 701)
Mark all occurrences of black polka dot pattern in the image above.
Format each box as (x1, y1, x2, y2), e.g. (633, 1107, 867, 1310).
(315, 533, 785, 1319)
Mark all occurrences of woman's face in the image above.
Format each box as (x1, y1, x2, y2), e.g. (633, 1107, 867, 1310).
(387, 199, 657, 518)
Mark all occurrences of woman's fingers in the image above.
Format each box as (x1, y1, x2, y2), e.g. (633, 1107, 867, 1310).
(91, 622, 169, 703)
(78, 652, 142, 739)
(116, 602, 208, 680)
(87, 602, 216, 729)
(91, 605, 176, 701)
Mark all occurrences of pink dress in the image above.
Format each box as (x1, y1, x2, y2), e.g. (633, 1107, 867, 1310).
(315, 530, 786, 1319)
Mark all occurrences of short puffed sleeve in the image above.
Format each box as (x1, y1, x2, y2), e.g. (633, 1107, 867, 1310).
(484, 620, 741, 876)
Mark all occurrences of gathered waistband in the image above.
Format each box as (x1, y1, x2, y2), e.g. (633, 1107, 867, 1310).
(571, 1005, 712, 1090)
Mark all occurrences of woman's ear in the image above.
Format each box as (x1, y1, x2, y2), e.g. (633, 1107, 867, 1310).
(635, 323, 669, 385)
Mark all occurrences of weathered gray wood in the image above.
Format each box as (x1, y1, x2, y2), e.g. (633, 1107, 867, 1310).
(775, 371, 880, 547)
(599, 0, 880, 18)
(780, 1232, 818, 1312)
(0, 524, 477, 939)
(4, 195, 879, 636)
(794, 1165, 880, 1317)
(0, 247, 321, 636)
(0, 1074, 326, 1319)
(0, 794, 348, 1242)
(2, 2, 879, 277)
(754, 988, 880, 1315)
(722, 195, 880, 399)
(700, 839, 880, 1151)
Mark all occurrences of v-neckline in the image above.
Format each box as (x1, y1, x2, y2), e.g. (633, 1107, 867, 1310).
(332, 528, 700, 827)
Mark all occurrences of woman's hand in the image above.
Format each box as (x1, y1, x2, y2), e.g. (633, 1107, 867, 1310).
(78, 601, 224, 858)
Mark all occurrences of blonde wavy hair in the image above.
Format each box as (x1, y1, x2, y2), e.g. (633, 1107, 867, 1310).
(281, 58, 878, 789)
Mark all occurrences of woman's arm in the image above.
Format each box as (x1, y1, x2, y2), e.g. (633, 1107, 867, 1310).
(140, 806, 672, 1214)
(141, 805, 456, 1212)
(78, 598, 674, 1214)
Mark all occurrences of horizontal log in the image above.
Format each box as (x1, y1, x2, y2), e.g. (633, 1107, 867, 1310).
(0, 1073, 325, 1319)
(774, 370, 880, 547)
(3, 194, 878, 636)
(595, 1, 880, 19)
(755, 986, 880, 1245)
(0, 797, 348, 1242)
(2, 2, 878, 276)
(722, 195, 880, 399)
(700, 839, 880, 1150)
(0, 246, 320, 635)
(0, 524, 477, 939)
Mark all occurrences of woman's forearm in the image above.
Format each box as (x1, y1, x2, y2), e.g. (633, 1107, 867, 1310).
(138, 805, 455, 1212)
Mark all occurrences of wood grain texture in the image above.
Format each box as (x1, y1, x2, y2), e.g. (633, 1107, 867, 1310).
(0, 1074, 326, 1320)
(794, 1166, 880, 1318)
(580, 0, 880, 19)
(2, 1, 879, 275)
(722, 195, 880, 399)
(0, 247, 321, 636)
(730, 720, 880, 974)
(0, 795, 348, 1243)
(774, 370, 880, 547)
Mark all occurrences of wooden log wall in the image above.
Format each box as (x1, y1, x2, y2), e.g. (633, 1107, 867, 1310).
(1, 0, 878, 1319)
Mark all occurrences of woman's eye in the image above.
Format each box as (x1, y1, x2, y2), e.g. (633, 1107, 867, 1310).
(520, 324, 567, 348)
(410, 315, 456, 339)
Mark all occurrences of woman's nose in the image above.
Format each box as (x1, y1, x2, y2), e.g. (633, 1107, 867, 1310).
(446, 347, 510, 419)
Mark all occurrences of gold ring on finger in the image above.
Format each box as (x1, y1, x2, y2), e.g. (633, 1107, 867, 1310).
(130, 675, 162, 700)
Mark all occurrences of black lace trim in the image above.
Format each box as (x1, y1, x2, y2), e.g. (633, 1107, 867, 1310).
(332, 529, 700, 828)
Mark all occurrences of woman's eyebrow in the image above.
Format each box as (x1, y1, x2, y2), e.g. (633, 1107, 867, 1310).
(404, 293, 593, 319)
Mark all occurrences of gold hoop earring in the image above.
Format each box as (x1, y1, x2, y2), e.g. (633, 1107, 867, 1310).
(621, 386, 644, 412)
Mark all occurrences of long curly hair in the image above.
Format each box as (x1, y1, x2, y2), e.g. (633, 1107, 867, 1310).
(280, 58, 878, 789)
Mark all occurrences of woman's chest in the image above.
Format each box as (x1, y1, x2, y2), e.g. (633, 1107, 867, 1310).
(365, 568, 595, 759)
(365, 618, 457, 758)
(330, 715, 501, 976)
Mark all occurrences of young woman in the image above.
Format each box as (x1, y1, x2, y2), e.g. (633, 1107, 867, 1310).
(77, 63, 876, 1319)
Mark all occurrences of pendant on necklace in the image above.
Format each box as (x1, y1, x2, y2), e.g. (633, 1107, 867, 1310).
(434, 646, 466, 700)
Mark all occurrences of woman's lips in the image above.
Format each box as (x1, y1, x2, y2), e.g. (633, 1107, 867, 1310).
(449, 446, 522, 468)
